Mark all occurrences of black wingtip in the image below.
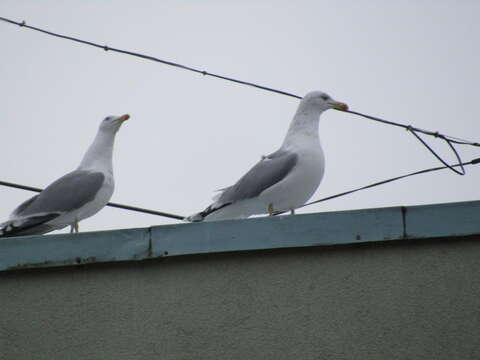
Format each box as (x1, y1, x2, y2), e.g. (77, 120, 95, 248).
(0, 213, 60, 238)
(0, 223, 19, 238)
(185, 202, 232, 223)
(185, 214, 205, 222)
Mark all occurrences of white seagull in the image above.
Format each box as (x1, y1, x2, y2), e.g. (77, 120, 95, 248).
(0, 114, 130, 237)
(188, 91, 348, 222)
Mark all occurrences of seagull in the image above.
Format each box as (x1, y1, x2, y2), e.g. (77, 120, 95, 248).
(188, 91, 348, 222)
(0, 114, 130, 237)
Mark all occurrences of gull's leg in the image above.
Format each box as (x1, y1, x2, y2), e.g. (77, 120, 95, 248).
(69, 225, 74, 233)
(268, 204, 275, 216)
(74, 221, 79, 233)
(290, 209, 296, 215)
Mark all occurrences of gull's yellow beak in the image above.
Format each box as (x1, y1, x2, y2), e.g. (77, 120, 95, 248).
(329, 101, 349, 111)
(118, 114, 130, 122)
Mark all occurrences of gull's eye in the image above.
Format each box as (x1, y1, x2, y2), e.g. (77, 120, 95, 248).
(320, 94, 330, 101)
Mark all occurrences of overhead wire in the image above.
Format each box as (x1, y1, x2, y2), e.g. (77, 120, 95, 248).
(1, 16, 479, 219)
(293, 157, 480, 214)
(0, 16, 302, 100)
(3, 155, 480, 221)
(1, 16, 479, 172)
(0, 180, 185, 220)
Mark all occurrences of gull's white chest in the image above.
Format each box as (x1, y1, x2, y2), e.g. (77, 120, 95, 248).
(77, 173, 115, 220)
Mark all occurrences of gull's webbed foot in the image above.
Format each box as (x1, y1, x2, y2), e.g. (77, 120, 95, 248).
(70, 221, 80, 233)
(268, 204, 275, 216)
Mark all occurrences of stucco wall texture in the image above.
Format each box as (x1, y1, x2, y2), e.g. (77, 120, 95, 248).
(1, 237, 479, 360)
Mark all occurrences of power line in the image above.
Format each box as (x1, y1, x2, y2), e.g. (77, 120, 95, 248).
(0, 180, 185, 220)
(0, 16, 301, 100)
(303, 157, 480, 208)
(274, 157, 480, 216)
(344, 110, 469, 176)
(3, 156, 480, 221)
(1, 16, 479, 174)
(344, 110, 480, 148)
(2, 16, 480, 220)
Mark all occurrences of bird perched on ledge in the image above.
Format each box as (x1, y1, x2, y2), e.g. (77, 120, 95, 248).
(0, 114, 130, 237)
(187, 91, 348, 222)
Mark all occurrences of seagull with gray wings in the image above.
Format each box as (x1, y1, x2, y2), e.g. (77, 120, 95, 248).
(0, 114, 130, 237)
(188, 91, 348, 222)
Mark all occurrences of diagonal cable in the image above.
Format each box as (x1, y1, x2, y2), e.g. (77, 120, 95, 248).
(0, 180, 185, 220)
(343, 110, 475, 175)
(2, 15, 480, 211)
(408, 130, 465, 175)
(273, 157, 480, 215)
(2, 15, 479, 170)
(0, 16, 302, 100)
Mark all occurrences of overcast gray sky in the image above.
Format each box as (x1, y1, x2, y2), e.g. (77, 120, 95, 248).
(1, 1, 479, 234)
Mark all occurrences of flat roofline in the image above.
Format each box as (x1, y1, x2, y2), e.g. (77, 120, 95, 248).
(1, 200, 479, 272)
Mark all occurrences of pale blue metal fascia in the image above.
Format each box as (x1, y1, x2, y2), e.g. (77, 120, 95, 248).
(404, 200, 480, 238)
(0, 228, 150, 271)
(150, 205, 403, 257)
(1, 200, 479, 271)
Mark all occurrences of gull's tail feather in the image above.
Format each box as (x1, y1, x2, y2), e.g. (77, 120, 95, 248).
(185, 203, 231, 222)
(185, 187, 232, 222)
(0, 213, 60, 238)
(184, 212, 205, 222)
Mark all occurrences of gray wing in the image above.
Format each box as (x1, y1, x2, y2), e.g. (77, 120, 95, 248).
(10, 194, 40, 218)
(187, 149, 298, 221)
(15, 170, 105, 217)
(219, 149, 298, 204)
(0, 170, 105, 237)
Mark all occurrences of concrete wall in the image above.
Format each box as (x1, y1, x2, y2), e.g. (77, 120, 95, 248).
(1, 237, 479, 360)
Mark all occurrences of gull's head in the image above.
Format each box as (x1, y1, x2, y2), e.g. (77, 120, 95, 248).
(99, 114, 130, 133)
(301, 91, 348, 112)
